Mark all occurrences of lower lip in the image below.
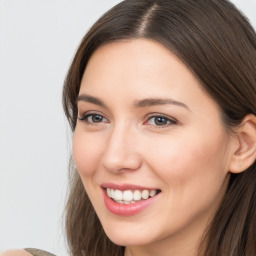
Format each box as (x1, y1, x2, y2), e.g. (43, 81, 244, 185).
(103, 189, 160, 216)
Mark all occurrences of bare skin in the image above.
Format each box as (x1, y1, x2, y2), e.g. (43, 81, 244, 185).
(0, 250, 32, 256)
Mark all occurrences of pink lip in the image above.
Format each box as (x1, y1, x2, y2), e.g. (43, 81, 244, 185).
(101, 185, 161, 216)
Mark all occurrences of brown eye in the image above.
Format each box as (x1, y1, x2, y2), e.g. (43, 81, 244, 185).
(78, 114, 108, 123)
(147, 115, 177, 126)
(90, 114, 104, 123)
(154, 117, 168, 125)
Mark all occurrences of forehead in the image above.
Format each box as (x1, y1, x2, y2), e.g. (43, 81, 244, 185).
(81, 39, 198, 92)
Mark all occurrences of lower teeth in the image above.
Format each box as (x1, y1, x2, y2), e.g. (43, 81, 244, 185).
(114, 200, 137, 204)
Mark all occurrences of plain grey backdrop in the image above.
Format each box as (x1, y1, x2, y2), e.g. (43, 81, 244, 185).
(0, 0, 255, 255)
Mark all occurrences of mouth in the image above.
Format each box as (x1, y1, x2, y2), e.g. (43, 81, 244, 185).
(101, 183, 162, 216)
(101, 184, 161, 216)
(104, 187, 161, 204)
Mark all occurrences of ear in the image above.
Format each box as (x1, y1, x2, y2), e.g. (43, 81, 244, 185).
(229, 114, 256, 174)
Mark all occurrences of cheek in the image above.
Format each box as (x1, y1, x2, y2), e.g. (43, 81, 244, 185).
(147, 128, 229, 190)
(145, 130, 230, 230)
(72, 129, 104, 177)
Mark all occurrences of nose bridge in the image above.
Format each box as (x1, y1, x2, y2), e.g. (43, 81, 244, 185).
(102, 121, 141, 173)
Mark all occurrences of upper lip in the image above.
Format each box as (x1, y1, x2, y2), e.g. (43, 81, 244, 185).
(101, 183, 160, 191)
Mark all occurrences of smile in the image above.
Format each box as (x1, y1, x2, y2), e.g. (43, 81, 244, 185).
(106, 188, 159, 204)
(102, 184, 161, 216)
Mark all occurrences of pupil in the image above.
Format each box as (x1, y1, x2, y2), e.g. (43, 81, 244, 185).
(155, 117, 167, 125)
(92, 115, 103, 123)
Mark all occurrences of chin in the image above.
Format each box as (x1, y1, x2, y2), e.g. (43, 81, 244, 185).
(108, 235, 151, 247)
(102, 223, 158, 247)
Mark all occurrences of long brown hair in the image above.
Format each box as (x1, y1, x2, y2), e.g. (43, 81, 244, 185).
(62, 1, 256, 255)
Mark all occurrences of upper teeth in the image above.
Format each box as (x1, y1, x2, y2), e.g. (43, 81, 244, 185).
(106, 188, 157, 202)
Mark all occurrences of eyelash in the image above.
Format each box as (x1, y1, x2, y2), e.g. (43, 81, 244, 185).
(78, 112, 177, 128)
(78, 113, 109, 124)
(145, 114, 177, 127)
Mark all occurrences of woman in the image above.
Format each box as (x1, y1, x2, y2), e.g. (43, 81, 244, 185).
(3, 0, 255, 255)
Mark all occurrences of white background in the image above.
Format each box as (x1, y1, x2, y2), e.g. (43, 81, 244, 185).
(0, 0, 255, 255)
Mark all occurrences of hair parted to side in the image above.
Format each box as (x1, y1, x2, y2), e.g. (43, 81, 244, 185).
(62, 1, 256, 256)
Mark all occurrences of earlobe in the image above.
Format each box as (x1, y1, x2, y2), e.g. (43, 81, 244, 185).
(229, 114, 256, 174)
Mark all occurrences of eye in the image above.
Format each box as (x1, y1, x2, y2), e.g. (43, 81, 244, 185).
(78, 113, 108, 124)
(146, 115, 177, 127)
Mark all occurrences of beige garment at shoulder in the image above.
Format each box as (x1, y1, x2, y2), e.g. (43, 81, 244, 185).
(24, 249, 56, 256)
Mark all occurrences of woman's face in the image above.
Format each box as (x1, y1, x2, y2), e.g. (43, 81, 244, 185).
(73, 39, 234, 253)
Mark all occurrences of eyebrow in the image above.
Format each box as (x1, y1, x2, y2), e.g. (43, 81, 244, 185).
(77, 94, 107, 108)
(134, 98, 190, 110)
(77, 94, 190, 111)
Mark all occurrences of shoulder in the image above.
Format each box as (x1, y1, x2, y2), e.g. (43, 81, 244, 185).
(0, 249, 56, 256)
(0, 250, 32, 256)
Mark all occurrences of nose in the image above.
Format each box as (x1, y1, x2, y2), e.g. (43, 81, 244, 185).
(102, 125, 142, 173)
